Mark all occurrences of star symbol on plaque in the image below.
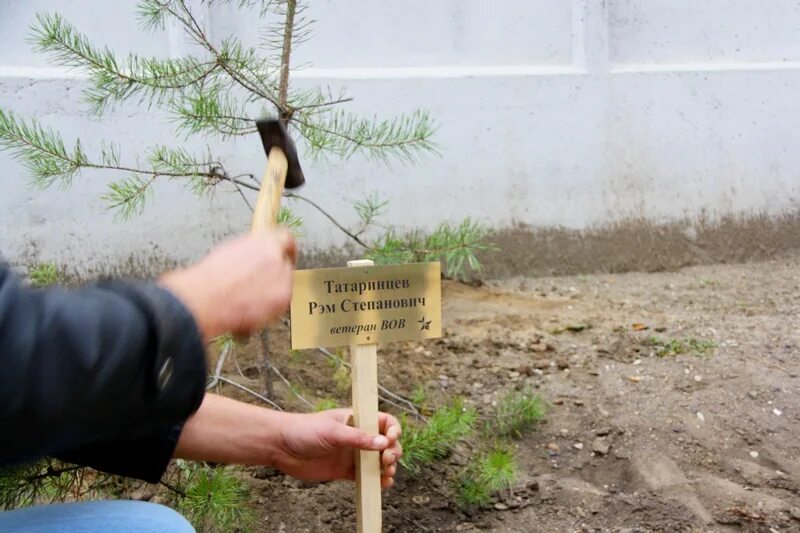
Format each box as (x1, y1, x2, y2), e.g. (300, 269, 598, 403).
(418, 316, 432, 331)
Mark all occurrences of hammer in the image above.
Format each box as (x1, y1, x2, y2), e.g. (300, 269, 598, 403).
(251, 118, 305, 230)
(250, 119, 303, 400)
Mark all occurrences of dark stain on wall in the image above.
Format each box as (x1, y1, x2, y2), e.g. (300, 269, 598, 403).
(476, 211, 800, 278)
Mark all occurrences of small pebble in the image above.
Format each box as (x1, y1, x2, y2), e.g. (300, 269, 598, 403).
(696, 412, 705, 422)
(573, 442, 584, 450)
(592, 438, 609, 456)
(694, 375, 702, 382)
(773, 408, 783, 416)
(750, 450, 759, 459)
(546, 442, 560, 452)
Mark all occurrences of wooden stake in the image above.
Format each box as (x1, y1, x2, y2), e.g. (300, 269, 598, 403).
(348, 259, 381, 533)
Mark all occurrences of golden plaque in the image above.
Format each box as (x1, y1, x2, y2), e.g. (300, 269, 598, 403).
(290, 262, 442, 349)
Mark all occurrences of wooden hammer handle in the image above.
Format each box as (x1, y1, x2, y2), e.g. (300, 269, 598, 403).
(251, 146, 289, 231)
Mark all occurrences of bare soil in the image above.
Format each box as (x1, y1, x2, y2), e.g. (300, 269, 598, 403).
(215, 252, 800, 532)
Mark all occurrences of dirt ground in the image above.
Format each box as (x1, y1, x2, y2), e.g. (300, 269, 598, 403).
(214, 251, 800, 532)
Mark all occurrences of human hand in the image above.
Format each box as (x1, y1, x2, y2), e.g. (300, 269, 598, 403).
(275, 409, 402, 488)
(159, 229, 296, 341)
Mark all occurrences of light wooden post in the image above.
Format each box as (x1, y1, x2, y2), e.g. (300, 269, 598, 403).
(347, 259, 381, 533)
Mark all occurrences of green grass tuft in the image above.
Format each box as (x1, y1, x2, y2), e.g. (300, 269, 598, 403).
(648, 336, 717, 357)
(28, 263, 59, 287)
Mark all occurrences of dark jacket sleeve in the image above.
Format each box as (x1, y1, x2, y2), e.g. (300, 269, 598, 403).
(0, 264, 207, 480)
(56, 424, 186, 483)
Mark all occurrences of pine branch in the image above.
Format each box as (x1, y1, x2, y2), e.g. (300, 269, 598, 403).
(284, 192, 370, 248)
(148, 145, 230, 196)
(281, 191, 489, 278)
(23, 465, 82, 484)
(271, 364, 314, 409)
(276, 205, 302, 229)
(136, 0, 174, 31)
(0, 108, 87, 188)
(352, 192, 389, 237)
(216, 376, 283, 410)
(206, 337, 233, 390)
(159, 479, 187, 498)
(31, 12, 220, 114)
(169, 0, 282, 109)
(232, 180, 255, 211)
(0, 109, 257, 217)
(170, 87, 257, 138)
(102, 174, 157, 219)
(295, 108, 438, 163)
(368, 219, 494, 279)
(260, 0, 313, 55)
(293, 95, 353, 112)
(282, 86, 353, 117)
(0, 460, 111, 509)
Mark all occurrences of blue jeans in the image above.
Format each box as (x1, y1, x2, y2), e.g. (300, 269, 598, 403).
(0, 500, 194, 532)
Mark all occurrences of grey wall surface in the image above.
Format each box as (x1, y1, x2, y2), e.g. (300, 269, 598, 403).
(1, 1, 799, 274)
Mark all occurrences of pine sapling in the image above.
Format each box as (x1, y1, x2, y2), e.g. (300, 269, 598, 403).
(399, 398, 477, 475)
(177, 463, 254, 533)
(456, 445, 518, 510)
(491, 389, 545, 439)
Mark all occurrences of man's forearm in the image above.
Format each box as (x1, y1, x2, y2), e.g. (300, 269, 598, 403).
(174, 393, 289, 466)
(174, 393, 404, 487)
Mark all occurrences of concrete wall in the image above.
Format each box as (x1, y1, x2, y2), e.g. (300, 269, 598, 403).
(1, 1, 799, 275)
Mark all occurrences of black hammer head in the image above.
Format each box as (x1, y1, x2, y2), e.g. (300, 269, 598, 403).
(256, 118, 305, 188)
